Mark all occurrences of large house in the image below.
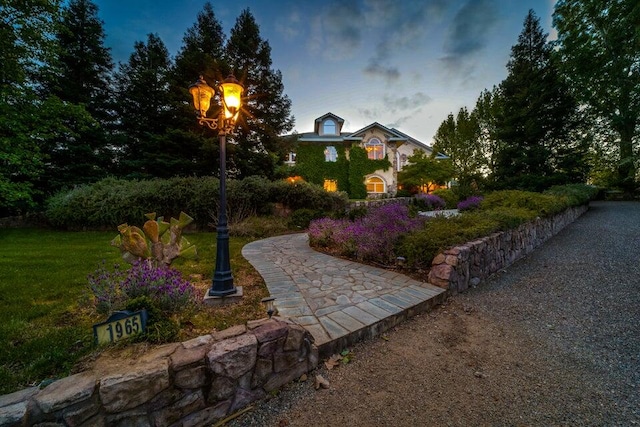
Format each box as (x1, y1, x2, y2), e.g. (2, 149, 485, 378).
(285, 113, 447, 198)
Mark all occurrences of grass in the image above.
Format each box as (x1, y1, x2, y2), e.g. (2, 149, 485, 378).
(0, 228, 267, 395)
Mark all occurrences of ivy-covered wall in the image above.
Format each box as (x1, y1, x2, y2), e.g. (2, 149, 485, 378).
(348, 146, 391, 199)
(291, 143, 391, 198)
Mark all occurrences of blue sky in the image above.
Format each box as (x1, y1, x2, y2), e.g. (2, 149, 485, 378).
(94, 0, 556, 143)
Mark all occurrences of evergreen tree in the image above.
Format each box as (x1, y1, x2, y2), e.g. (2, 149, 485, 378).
(113, 33, 198, 178)
(224, 8, 294, 179)
(52, 0, 113, 122)
(433, 107, 485, 192)
(33, 0, 115, 194)
(170, 2, 228, 177)
(492, 10, 580, 191)
(554, 0, 640, 192)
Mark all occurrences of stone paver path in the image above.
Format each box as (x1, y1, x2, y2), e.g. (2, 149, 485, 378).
(242, 233, 446, 355)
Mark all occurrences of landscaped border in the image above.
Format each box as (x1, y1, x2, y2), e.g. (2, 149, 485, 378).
(428, 204, 589, 293)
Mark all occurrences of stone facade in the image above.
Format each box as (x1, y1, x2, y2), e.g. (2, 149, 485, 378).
(0, 318, 317, 427)
(428, 205, 589, 293)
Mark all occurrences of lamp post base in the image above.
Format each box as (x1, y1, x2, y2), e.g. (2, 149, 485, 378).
(203, 286, 243, 307)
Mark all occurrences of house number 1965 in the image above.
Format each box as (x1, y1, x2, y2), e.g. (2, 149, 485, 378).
(93, 310, 147, 345)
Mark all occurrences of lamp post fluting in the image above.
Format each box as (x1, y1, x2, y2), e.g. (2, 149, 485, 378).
(189, 75, 244, 298)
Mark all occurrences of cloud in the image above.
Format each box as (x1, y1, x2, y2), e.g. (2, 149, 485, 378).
(384, 92, 432, 113)
(440, 0, 499, 79)
(442, 0, 499, 58)
(358, 91, 432, 124)
(361, 0, 448, 80)
(275, 10, 302, 41)
(363, 62, 400, 81)
(308, 1, 363, 60)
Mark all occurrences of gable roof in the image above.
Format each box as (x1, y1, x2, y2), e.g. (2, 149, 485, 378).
(294, 113, 448, 159)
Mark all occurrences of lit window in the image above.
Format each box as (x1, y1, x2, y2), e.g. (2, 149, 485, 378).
(366, 176, 385, 193)
(287, 176, 303, 184)
(324, 146, 337, 162)
(323, 120, 336, 135)
(323, 179, 337, 192)
(364, 138, 385, 160)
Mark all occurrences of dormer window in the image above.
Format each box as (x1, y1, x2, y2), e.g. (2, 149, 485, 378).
(364, 138, 385, 160)
(322, 120, 337, 135)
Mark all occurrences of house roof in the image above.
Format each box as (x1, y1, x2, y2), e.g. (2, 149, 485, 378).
(293, 113, 449, 159)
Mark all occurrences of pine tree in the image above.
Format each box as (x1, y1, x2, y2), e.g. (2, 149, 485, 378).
(492, 10, 580, 191)
(224, 8, 294, 178)
(113, 33, 199, 178)
(34, 0, 115, 194)
(52, 0, 113, 122)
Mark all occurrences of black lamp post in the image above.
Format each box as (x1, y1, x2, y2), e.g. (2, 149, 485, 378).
(189, 74, 244, 298)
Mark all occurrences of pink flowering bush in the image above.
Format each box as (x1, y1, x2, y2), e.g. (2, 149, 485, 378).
(309, 203, 426, 265)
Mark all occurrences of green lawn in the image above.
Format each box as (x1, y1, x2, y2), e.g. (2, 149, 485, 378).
(0, 228, 265, 395)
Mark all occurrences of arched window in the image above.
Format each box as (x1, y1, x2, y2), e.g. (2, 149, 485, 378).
(324, 146, 337, 162)
(364, 138, 385, 160)
(366, 176, 385, 193)
(323, 120, 337, 135)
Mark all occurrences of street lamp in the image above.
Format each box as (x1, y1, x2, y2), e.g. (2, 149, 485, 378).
(189, 74, 244, 300)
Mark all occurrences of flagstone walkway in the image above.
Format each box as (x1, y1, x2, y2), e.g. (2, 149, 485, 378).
(242, 233, 447, 356)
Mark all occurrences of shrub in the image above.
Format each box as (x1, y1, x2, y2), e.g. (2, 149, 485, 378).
(229, 216, 290, 238)
(479, 190, 566, 217)
(309, 203, 425, 265)
(543, 184, 599, 206)
(124, 296, 180, 343)
(398, 213, 500, 269)
(269, 180, 348, 212)
(289, 208, 326, 229)
(414, 194, 446, 211)
(457, 195, 483, 211)
(122, 260, 197, 314)
(432, 188, 459, 209)
(46, 176, 352, 230)
(87, 260, 197, 317)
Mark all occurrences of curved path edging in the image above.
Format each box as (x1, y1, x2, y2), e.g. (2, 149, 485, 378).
(242, 233, 447, 357)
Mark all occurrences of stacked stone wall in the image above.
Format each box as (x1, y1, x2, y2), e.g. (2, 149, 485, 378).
(428, 205, 588, 293)
(0, 318, 317, 427)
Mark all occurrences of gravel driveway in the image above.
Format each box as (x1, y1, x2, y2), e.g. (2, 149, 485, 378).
(230, 201, 640, 426)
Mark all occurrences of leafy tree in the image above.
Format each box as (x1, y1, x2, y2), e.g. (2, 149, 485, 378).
(397, 150, 454, 194)
(492, 10, 580, 191)
(224, 8, 294, 179)
(113, 33, 201, 178)
(553, 0, 640, 192)
(0, 0, 60, 214)
(433, 107, 485, 191)
(474, 87, 502, 174)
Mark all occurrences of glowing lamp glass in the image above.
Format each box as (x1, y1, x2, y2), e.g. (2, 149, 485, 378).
(189, 77, 215, 117)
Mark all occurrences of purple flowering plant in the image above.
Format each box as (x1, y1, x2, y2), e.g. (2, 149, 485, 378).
(309, 203, 426, 265)
(87, 259, 197, 315)
(457, 195, 484, 212)
(415, 193, 446, 211)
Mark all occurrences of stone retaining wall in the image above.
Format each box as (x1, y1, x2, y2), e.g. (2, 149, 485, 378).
(0, 318, 317, 427)
(428, 205, 589, 293)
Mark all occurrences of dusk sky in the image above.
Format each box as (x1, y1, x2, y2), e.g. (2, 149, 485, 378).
(93, 0, 557, 144)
